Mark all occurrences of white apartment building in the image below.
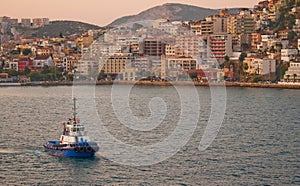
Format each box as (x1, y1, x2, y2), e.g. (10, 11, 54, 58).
(284, 61, 300, 82)
(281, 49, 298, 62)
(244, 56, 276, 76)
(207, 34, 232, 61)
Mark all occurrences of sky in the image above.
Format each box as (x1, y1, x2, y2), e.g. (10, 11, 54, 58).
(0, 0, 261, 26)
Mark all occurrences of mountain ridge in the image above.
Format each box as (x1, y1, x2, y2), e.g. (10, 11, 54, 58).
(108, 3, 223, 26)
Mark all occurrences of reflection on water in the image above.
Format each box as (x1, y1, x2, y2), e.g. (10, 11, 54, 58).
(0, 86, 299, 185)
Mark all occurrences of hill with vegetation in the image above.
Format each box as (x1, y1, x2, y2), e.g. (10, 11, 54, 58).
(108, 3, 219, 26)
(18, 21, 102, 38)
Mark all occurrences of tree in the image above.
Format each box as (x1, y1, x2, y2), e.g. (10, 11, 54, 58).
(276, 62, 289, 81)
(188, 72, 198, 80)
(22, 48, 32, 56)
(28, 71, 42, 81)
(5, 69, 19, 77)
(286, 74, 290, 82)
(41, 65, 51, 74)
(224, 55, 230, 62)
(66, 74, 74, 81)
(239, 53, 247, 63)
(24, 66, 31, 75)
(293, 74, 297, 83)
(59, 32, 64, 38)
(97, 70, 106, 80)
(288, 31, 297, 41)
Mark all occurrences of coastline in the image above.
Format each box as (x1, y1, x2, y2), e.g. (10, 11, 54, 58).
(0, 81, 299, 89)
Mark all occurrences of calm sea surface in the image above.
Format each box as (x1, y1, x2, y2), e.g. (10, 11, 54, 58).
(0, 85, 299, 185)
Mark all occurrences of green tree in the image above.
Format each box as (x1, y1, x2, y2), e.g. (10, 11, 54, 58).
(239, 53, 247, 63)
(224, 55, 230, 62)
(97, 70, 106, 80)
(41, 65, 51, 74)
(22, 48, 32, 56)
(276, 62, 289, 81)
(66, 74, 74, 81)
(28, 71, 42, 81)
(293, 74, 297, 83)
(288, 31, 297, 41)
(59, 32, 64, 38)
(253, 75, 262, 83)
(4, 69, 19, 77)
(24, 66, 31, 75)
(286, 74, 290, 82)
(188, 72, 198, 79)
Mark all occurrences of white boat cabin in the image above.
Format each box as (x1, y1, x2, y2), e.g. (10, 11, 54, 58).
(60, 120, 90, 144)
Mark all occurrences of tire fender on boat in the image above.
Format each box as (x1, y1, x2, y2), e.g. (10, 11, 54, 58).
(79, 147, 84, 152)
(86, 146, 92, 152)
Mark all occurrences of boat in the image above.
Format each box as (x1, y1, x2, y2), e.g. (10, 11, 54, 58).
(43, 98, 99, 157)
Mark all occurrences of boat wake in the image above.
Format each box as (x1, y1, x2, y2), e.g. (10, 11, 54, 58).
(0, 148, 21, 154)
(0, 148, 42, 156)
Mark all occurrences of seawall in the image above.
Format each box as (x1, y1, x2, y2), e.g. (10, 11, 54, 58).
(13, 81, 300, 89)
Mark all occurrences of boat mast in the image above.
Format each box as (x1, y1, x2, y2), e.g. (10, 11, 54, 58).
(73, 98, 77, 122)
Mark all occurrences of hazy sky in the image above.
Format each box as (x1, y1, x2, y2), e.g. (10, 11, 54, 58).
(0, 0, 260, 26)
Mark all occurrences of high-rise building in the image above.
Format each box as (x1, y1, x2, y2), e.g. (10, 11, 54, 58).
(190, 15, 228, 36)
(21, 18, 31, 27)
(207, 34, 232, 61)
(32, 18, 49, 28)
(227, 9, 255, 51)
(103, 53, 133, 76)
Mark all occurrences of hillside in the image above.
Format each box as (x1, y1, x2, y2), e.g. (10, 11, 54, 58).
(18, 21, 102, 38)
(109, 3, 218, 26)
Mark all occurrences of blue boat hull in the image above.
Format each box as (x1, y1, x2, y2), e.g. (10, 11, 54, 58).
(44, 147, 96, 158)
(43, 141, 99, 158)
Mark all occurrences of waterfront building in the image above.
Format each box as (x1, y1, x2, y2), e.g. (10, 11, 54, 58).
(9, 61, 18, 71)
(244, 55, 276, 80)
(122, 67, 138, 81)
(161, 56, 197, 80)
(63, 56, 79, 73)
(18, 57, 32, 72)
(281, 49, 298, 62)
(102, 53, 133, 77)
(284, 60, 300, 82)
(32, 55, 53, 69)
(133, 56, 152, 71)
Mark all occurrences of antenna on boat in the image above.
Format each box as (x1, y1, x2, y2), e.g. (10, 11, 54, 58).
(73, 97, 77, 122)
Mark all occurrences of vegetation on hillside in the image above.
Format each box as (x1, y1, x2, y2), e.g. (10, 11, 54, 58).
(109, 3, 218, 26)
(271, 0, 297, 33)
(17, 21, 102, 38)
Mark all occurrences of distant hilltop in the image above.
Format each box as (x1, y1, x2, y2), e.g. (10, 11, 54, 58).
(18, 21, 103, 38)
(0, 16, 103, 38)
(108, 3, 237, 27)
